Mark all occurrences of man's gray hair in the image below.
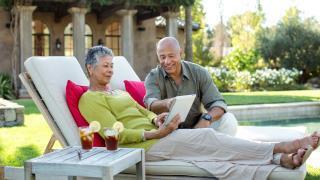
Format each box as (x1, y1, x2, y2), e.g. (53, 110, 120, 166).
(85, 46, 114, 67)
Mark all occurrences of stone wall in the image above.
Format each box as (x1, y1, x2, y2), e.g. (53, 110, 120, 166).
(0, 98, 24, 127)
(0, 8, 14, 75)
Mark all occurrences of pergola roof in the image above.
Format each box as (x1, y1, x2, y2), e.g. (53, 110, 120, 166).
(26, 0, 177, 23)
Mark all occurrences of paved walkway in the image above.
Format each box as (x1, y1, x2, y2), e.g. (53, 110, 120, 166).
(307, 151, 320, 168)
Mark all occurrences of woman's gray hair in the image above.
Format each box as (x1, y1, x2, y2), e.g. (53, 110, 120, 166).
(85, 46, 114, 67)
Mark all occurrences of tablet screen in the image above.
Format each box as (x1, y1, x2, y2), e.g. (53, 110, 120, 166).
(163, 94, 196, 126)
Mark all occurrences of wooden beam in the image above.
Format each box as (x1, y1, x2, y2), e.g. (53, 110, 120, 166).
(44, 134, 57, 154)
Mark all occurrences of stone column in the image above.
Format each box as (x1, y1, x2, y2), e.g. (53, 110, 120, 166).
(163, 11, 178, 37)
(116, 9, 137, 67)
(68, 7, 88, 71)
(17, 5, 36, 97)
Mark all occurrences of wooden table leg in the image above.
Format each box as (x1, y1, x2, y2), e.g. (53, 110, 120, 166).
(24, 162, 34, 180)
(136, 150, 145, 180)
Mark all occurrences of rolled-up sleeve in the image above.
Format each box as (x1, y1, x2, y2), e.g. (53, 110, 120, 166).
(200, 69, 227, 112)
(144, 70, 161, 110)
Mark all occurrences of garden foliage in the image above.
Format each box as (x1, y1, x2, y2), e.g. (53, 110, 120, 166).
(256, 7, 320, 82)
(0, 73, 15, 100)
(207, 67, 301, 92)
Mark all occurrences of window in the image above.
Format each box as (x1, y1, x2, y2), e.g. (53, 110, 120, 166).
(32, 20, 50, 56)
(85, 25, 93, 53)
(105, 22, 121, 55)
(64, 23, 93, 56)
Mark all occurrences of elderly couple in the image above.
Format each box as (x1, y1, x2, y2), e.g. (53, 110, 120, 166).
(79, 37, 319, 179)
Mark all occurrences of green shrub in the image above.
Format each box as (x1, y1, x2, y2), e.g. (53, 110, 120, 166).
(251, 68, 302, 90)
(221, 48, 262, 72)
(207, 68, 252, 92)
(0, 73, 15, 99)
(207, 67, 303, 92)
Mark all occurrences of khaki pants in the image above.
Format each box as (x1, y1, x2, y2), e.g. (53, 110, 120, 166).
(210, 112, 238, 136)
(147, 128, 278, 180)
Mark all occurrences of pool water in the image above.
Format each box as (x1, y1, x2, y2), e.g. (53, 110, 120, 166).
(239, 118, 320, 152)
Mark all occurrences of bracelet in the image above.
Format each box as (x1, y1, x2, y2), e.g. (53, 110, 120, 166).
(152, 117, 157, 125)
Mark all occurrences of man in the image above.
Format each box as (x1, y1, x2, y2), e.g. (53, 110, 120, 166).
(144, 37, 238, 136)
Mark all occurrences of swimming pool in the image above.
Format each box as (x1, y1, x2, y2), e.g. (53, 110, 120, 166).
(239, 118, 320, 152)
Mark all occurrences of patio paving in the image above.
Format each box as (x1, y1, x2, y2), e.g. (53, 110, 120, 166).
(307, 151, 320, 168)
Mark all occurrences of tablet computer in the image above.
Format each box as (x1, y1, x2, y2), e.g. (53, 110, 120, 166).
(163, 94, 196, 126)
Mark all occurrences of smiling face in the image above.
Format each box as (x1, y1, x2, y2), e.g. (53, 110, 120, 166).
(157, 37, 182, 77)
(88, 55, 113, 87)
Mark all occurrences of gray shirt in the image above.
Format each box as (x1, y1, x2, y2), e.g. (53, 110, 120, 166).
(144, 60, 227, 128)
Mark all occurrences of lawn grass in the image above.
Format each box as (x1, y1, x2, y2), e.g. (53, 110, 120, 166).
(306, 165, 320, 180)
(222, 89, 320, 105)
(0, 90, 319, 179)
(0, 114, 61, 167)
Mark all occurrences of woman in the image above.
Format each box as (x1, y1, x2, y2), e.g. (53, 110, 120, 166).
(79, 46, 319, 180)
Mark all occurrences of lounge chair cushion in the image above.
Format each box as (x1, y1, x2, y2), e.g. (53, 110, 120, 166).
(110, 56, 140, 90)
(65, 80, 105, 147)
(124, 80, 146, 107)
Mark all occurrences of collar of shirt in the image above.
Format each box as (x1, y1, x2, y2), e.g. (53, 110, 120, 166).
(160, 60, 191, 80)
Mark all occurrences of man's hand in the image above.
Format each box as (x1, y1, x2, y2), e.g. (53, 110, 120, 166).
(209, 107, 225, 120)
(194, 119, 211, 128)
(149, 98, 175, 114)
(153, 112, 168, 127)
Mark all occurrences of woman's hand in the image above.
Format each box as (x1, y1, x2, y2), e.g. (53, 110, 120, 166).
(145, 114, 181, 140)
(153, 112, 168, 127)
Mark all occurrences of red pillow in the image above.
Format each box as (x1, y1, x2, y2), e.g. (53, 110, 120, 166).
(65, 80, 104, 147)
(124, 80, 146, 107)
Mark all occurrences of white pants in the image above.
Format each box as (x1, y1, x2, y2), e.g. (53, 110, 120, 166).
(210, 112, 238, 136)
(147, 128, 277, 180)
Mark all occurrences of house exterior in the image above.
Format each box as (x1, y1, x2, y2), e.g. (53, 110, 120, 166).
(0, 0, 198, 97)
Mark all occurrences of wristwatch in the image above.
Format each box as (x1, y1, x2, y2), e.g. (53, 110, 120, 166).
(201, 113, 212, 122)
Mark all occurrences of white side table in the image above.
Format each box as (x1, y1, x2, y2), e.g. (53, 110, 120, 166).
(24, 146, 145, 180)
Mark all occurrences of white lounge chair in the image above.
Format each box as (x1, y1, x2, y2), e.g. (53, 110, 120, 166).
(15, 56, 306, 180)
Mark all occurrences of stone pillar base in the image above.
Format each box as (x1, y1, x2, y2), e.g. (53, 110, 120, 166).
(19, 88, 30, 98)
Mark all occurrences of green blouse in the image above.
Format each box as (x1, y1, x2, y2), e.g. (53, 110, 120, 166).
(79, 90, 159, 151)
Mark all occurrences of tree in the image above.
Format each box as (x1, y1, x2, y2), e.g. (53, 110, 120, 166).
(184, 5, 193, 61)
(256, 7, 320, 82)
(221, 10, 264, 71)
(193, 27, 215, 66)
(227, 11, 264, 51)
(180, 0, 215, 66)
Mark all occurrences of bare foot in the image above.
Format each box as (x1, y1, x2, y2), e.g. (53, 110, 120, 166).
(280, 148, 306, 169)
(277, 132, 319, 154)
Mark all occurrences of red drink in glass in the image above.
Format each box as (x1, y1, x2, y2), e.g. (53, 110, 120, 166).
(79, 126, 93, 150)
(104, 128, 119, 151)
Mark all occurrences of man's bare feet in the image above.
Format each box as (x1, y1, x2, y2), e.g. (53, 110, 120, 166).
(276, 131, 320, 154)
(280, 148, 306, 169)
